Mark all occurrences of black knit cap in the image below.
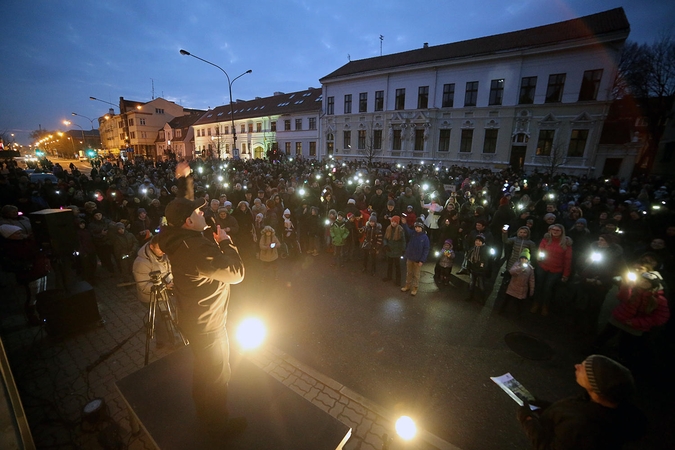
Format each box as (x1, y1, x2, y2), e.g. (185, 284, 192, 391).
(583, 354, 635, 403)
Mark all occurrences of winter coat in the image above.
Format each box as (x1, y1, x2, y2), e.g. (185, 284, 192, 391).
(361, 223, 383, 251)
(330, 221, 349, 246)
(609, 284, 670, 334)
(214, 213, 240, 237)
(518, 392, 647, 450)
(157, 225, 244, 334)
(402, 223, 430, 263)
(503, 227, 537, 269)
(465, 245, 492, 276)
(538, 234, 573, 277)
(110, 228, 139, 261)
(577, 243, 623, 289)
(258, 233, 280, 262)
(88, 217, 112, 246)
(383, 224, 406, 258)
(506, 261, 535, 300)
(132, 242, 172, 303)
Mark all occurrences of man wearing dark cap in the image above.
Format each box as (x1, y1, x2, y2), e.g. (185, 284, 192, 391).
(158, 161, 246, 436)
(517, 354, 646, 449)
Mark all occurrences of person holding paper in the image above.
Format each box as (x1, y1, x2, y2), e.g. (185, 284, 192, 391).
(516, 355, 646, 449)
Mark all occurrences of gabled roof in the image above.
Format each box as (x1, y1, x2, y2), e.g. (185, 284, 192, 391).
(321, 8, 629, 82)
(168, 111, 205, 130)
(193, 88, 322, 126)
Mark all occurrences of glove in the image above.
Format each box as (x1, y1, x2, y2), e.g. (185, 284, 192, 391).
(516, 400, 536, 424)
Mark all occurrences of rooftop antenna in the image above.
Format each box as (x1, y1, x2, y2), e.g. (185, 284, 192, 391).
(380, 35, 384, 56)
(151, 78, 155, 99)
(348, 53, 351, 62)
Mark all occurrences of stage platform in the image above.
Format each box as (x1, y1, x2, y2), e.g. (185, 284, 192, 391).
(116, 345, 352, 449)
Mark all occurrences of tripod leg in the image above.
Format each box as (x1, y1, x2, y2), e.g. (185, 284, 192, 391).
(145, 294, 157, 366)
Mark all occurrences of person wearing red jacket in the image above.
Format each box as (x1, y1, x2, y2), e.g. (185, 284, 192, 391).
(595, 272, 670, 368)
(531, 224, 572, 316)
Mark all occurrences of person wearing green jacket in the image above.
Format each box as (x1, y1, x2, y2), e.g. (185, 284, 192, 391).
(330, 211, 350, 267)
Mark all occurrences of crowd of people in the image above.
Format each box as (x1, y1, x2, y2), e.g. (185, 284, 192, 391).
(1, 153, 674, 445)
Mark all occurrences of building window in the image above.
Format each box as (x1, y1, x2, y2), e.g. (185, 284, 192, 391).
(460, 129, 473, 152)
(239, 124, 244, 134)
(270, 122, 276, 132)
(375, 91, 384, 111)
(207, 128, 212, 136)
(393, 129, 402, 150)
(159, 131, 165, 140)
(344, 94, 352, 114)
(343, 130, 351, 149)
(139, 118, 146, 125)
(489, 79, 504, 106)
(128, 118, 134, 126)
(285, 142, 291, 155)
(155, 108, 164, 114)
(175, 129, 182, 138)
(358, 130, 366, 150)
(438, 129, 451, 151)
(579, 69, 603, 101)
(359, 93, 367, 112)
(567, 129, 588, 157)
(256, 122, 262, 132)
(284, 120, 291, 131)
(309, 141, 316, 156)
(141, 131, 147, 139)
(373, 129, 382, 149)
(224, 126, 229, 134)
(295, 118, 302, 130)
(130, 131, 136, 139)
(327, 141, 334, 155)
(395, 89, 405, 110)
(519, 77, 537, 105)
(417, 86, 429, 109)
(545, 73, 566, 103)
(295, 142, 302, 155)
(225, 144, 230, 153)
(308, 117, 316, 130)
(483, 129, 498, 153)
(414, 129, 424, 151)
(118, 121, 123, 128)
(241, 143, 245, 153)
(442, 84, 455, 108)
(465, 81, 479, 107)
(536, 130, 555, 156)
(248, 124, 253, 133)
(327, 96, 334, 115)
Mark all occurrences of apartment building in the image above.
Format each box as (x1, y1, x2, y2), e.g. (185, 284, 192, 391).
(191, 88, 322, 160)
(319, 8, 630, 177)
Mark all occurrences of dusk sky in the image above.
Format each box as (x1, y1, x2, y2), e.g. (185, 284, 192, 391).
(1, 0, 673, 146)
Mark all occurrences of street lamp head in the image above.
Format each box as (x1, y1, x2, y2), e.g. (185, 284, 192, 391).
(179, 49, 191, 56)
(246, 69, 252, 74)
(71, 112, 77, 116)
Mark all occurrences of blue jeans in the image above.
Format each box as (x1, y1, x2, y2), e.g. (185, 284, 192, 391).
(535, 267, 562, 307)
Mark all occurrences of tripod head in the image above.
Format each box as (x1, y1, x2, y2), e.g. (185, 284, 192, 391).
(117, 271, 171, 288)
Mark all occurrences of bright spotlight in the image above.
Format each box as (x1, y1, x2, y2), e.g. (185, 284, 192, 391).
(236, 318, 266, 350)
(395, 416, 417, 441)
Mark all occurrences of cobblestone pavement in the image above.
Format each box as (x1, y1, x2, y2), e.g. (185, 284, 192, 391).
(1, 267, 458, 450)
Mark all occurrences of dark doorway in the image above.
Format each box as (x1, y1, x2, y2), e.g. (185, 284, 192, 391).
(509, 146, 526, 170)
(602, 158, 623, 177)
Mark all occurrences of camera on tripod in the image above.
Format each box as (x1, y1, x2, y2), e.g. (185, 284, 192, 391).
(148, 270, 172, 287)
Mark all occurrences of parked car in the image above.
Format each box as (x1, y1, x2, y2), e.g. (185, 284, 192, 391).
(28, 173, 58, 184)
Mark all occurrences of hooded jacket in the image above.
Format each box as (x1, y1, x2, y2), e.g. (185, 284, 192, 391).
(503, 226, 537, 270)
(538, 229, 573, 277)
(132, 242, 172, 303)
(158, 225, 244, 334)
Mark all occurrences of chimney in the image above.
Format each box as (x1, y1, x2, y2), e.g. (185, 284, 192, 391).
(423, 42, 428, 48)
(273, 91, 285, 96)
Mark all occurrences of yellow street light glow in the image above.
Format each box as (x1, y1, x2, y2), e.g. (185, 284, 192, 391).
(236, 318, 266, 350)
(395, 416, 417, 440)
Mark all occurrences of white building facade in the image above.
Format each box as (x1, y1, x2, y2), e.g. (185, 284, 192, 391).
(192, 89, 322, 160)
(319, 8, 630, 177)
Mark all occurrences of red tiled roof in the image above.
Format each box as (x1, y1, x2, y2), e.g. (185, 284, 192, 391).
(321, 8, 629, 82)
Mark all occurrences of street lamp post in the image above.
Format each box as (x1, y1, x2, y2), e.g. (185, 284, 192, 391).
(90, 97, 127, 155)
(179, 49, 251, 159)
(72, 112, 96, 130)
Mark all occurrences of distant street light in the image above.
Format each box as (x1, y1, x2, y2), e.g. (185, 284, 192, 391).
(72, 112, 96, 130)
(179, 49, 252, 158)
(64, 119, 86, 153)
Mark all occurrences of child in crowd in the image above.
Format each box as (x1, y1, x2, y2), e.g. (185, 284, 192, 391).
(330, 211, 349, 267)
(465, 234, 492, 303)
(434, 239, 455, 285)
(259, 225, 280, 279)
(499, 249, 535, 314)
